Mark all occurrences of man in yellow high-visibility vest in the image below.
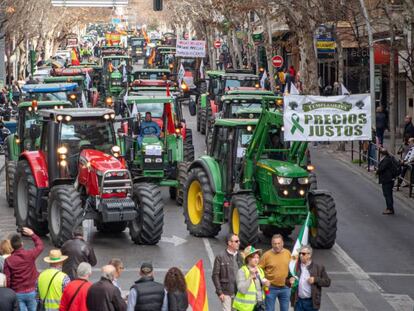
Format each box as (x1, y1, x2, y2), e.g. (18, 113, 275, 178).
(37, 249, 71, 311)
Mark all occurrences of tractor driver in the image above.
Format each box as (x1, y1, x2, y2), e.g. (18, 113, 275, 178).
(138, 112, 161, 145)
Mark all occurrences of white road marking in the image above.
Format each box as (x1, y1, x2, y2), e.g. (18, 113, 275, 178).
(332, 243, 383, 293)
(327, 292, 368, 310)
(382, 294, 414, 311)
(203, 238, 215, 269)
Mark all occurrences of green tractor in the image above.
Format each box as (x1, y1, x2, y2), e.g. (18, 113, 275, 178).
(4, 99, 72, 207)
(119, 96, 192, 203)
(183, 105, 336, 248)
(132, 68, 172, 81)
(43, 76, 88, 107)
(101, 55, 131, 106)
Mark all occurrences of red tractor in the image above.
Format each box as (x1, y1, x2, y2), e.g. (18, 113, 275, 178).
(14, 108, 164, 246)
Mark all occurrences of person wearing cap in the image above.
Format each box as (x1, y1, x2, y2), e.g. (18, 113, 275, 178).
(86, 265, 126, 311)
(61, 226, 97, 280)
(4, 227, 44, 311)
(233, 246, 270, 311)
(126, 262, 167, 311)
(37, 249, 71, 311)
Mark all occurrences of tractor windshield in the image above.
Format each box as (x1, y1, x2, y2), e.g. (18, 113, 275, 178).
(25, 92, 68, 101)
(230, 101, 262, 115)
(131, 103, 164, 119)
(225, 79, 258, 89)
(181, 58, 196, 70)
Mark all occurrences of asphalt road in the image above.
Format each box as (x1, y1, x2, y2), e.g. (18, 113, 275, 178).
(0, 106, 413, 310)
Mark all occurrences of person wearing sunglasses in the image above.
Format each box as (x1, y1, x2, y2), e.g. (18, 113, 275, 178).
(288, 245, 330, 311)
(212, 234, 244, 311)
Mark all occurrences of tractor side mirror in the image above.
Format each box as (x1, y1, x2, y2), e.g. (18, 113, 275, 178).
(188, 99, 196, 116)
(29, 124, 41, 141)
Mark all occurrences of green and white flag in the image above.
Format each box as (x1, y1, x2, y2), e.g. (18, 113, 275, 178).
(289, 212, 311, 290)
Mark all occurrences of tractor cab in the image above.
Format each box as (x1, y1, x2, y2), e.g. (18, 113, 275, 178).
(43, 76, 88, 107)
(22, 83, 79, 107)
(102, 55, 131, 103)
(128, 37, 146, 62)
(220, 94, 283, 119)
(154, 46, 176, 69)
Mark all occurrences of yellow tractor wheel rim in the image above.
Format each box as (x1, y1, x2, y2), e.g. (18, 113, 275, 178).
(232, 208, 240, 235)
(188, 180, 203, 225)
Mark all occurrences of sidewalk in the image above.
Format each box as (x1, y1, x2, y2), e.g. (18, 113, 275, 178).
(312, 141, 414, 206)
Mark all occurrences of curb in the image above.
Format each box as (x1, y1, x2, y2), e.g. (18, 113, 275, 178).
(319, 147, 414, 209)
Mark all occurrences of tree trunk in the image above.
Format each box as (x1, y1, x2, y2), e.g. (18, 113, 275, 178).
(389, 29, 396, 154)
(297, 28, 319, 94)
(337, 37, 344, 85)
(232, 30, 243, 68)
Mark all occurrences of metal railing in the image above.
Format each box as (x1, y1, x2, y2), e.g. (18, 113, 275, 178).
(350, 141, 413, 198)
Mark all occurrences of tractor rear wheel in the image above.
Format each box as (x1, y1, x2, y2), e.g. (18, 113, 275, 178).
(6, 160, 17, 207)
(184, 168, 220, 237)
(14, 160, 48, 236)
(205, 129, 213, 154)
(230, 194, 259, 247)
(196, 102, 201, 132)
(309, 193, 337, 249)
(260, 225, 294, 238)
(205, 105, 213, 136)
(129, 183, 164, 244)
(96, 221, 127, 233)
(200, 109, 206, 135)
(48, 185, 83, 247)
(176, 161, 190, 206)
(185, 129, 193, 145)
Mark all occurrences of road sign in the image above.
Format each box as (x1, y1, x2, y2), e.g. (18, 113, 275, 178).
(214, 40, 221, 49)
(272, 55, 284, 68)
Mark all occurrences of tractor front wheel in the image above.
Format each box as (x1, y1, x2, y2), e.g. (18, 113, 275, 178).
(48, 185, 83, 247)
(6, 160, 17, 207)
(14, 160, 48, 236)
(183, 168, 220, 237)
(230, 194, 259, 248)
(129, 183, 164, 245)
(309, 193, 337, 249)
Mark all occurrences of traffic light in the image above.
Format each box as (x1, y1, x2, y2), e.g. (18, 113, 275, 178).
(153, 0, 162, 11)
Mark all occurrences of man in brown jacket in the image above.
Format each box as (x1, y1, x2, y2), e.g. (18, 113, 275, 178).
(289, 245, 330, 311)
(212, 233, 243, 311)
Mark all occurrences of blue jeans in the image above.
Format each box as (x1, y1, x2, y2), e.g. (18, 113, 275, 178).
(294, 298, 318, 311)
(16, 291, 37, 311)
(265, 286, 290, 311)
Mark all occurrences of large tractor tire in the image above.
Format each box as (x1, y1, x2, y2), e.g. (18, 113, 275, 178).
(184, 168, 221, 237)
(129, 183, 164, 245)
(205, 105, 213, 136)
(184, 141, 195, 162)
(14, 160, 48, 236)
(48, 185, 83, 247)
(6, 160, 17, 208)
(196, 102, 202, 132)
(185, 128, 193, 145)
(309, 193, 337, 249)
(96, 221, 127, 233)
(176, 161, 190, 206)
(200, 109, 207, 135)
(230, 194, 259, 247)
(205, 128, 213, 154)
(309, 173, 317, 190)
(260, 225, 294, 238)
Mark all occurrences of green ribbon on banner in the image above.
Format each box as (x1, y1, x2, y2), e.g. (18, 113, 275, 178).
(290, 113, 304, 135)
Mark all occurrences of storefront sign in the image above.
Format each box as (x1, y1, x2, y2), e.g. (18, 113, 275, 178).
(176, 40, 206, 58)
(284, 94, 371, 141)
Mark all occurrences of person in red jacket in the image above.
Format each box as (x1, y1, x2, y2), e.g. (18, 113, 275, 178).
(60, 262, 93, 311)
(4, 227, 44, 311)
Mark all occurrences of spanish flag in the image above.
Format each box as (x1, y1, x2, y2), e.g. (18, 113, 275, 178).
(165, 85, 175, 134)
(71, 48, 80, 66)
(185, 260, 209, 311)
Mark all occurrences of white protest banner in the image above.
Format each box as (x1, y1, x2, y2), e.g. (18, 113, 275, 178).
(176, 40, 206, 58)
(284, 94, 371, 141)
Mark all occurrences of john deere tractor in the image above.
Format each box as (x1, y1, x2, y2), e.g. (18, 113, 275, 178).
(119, 96, 192, 203)
(4, 100, 72, 208)
(183, 105, 336, 248)
(14, 108, 164, 246)
(101, 55, 131, 106)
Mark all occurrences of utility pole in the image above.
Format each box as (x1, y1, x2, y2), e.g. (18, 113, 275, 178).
(359, 0, 376, 128)
(0, 11, 6, 87)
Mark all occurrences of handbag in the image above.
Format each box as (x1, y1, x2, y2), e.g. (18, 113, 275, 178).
(37, 271, 60, 311)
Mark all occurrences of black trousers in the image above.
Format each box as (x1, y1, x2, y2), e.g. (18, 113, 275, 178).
(398, 165, 409, 185)
(382, 182, 394, 212)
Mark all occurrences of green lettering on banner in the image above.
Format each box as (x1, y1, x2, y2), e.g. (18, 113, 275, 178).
(291, 113, 305, 135)
(332, 114, 341, 124)
(348, 114, 357, 124)
(304, 115, 313, 124)
(314, 115, 323, 124)
(302, 102, 353, 112)
(344, 126, 353, 136)
(354, 125, 363, 136)
(358, 113, 367, 124)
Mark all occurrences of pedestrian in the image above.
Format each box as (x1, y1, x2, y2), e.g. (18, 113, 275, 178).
(376, 148, 398, 215)
(0, 239, 13, 273)
(397, 137, 414, 187)
(212, 233, 243, 311)
(108, 258, 124, 293)
(233, 245, 270, 311)
(218, 53, 225, 70)
(86, 265, 126, 311)
(61, 226, 97, 280)
(375, 106, 388, 146)
(0, 273, 18, 311)
(126, 262, 167, 311)
(163, 267, 188, 311)
(403, 115, 414, 144)
(288, 245, 331, 311)
(59, 262, 93, 311)
(37, 249, 71, 310)
(4, 227, 44, 311)
(289, 66, 296, 84)
(259, 234, 291, 311)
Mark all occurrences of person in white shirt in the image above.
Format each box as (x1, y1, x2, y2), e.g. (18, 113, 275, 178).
(398, 138, 414, 187)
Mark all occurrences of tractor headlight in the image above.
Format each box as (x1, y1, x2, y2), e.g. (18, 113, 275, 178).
(247, 125, 253, 132)
(155, 158, 162, 163)
(104, 114, 110, 120)
(57, 115, 63, 121)
(277, 176, 292, 185)
(60, 159, 67, 167)
(57, 146, 68, 155)
(144, 158, 152, 163)
(277, 99, 283, 105)
(298, 177, 309, 185)
(105, 97, 113, 106)
(111, 145, 121, 157)
(299, 190, 305, 196)
(64, 115, 72, 122)
(110, 113, 115, 119)
(69, 93, 77, 100)
(307, 164, 315, 171)
(181, 83, 189, 92)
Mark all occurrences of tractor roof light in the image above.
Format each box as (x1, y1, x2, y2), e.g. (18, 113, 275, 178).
(175, 128, 181, 134)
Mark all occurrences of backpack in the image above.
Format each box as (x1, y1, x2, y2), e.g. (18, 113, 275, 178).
(390, 157, 401, 179)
